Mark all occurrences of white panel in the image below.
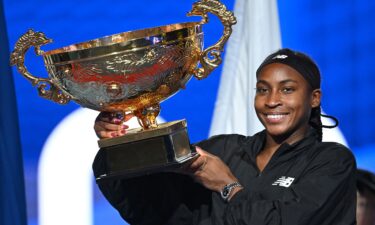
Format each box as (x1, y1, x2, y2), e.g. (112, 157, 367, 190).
(38, 108, 164, 225)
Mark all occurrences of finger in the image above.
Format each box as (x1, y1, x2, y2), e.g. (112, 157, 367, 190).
(96, 130, 114, 139)
(195, 146, 216, 158)
(94, 122, 128, 138)
(97, 112, 130, 124)
(96, 129, 126, 139)
(96, 112, 115, 123)
(95, 122, 129, 137)
(95, 120, 126, 131)
(195, 146, 207, 155)
(189, 155, 207, 172)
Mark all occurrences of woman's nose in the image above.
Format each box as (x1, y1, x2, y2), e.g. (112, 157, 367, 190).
(265, 91, 281, 108)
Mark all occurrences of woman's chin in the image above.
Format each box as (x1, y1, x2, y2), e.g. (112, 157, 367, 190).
(264, 125, 288, 137)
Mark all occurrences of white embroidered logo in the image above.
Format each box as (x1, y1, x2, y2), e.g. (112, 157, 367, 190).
(272, 176, 295, 187)
(272, 54, 288, 59)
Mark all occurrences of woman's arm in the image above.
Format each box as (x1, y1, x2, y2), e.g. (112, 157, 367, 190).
(92, 112, 212, 225)
(93, 169, 194, 225)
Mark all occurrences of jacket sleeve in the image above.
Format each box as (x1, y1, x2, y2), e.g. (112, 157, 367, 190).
(222, 143, 357, 225)
(92, 147, 212, 225)
(94, 173, 196, 225)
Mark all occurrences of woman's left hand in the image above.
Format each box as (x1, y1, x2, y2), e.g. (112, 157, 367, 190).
(187, 147, 240, 193)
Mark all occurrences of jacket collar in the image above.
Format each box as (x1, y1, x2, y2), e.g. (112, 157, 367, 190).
(244, 128, 320, 161)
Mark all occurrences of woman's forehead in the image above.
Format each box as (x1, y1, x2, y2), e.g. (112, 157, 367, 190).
(257, 63, 307, 84)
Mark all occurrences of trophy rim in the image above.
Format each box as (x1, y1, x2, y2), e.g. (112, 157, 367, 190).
(43, 32, 203, 65)
(44, 21, 202, 56)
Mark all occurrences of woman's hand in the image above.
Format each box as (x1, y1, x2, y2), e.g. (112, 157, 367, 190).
(187, 147, 243, 198)
(94, 112, 134, 139)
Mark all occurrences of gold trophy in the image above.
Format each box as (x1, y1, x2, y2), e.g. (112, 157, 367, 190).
(10, 0, 236, 180)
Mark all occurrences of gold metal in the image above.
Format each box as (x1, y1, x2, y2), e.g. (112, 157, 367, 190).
(188, 0, 237, 80)
(10, 0, 236, 129)
(98, 119, 187, 148)
(10, 29, 71, 104)
(95, 119, 197, 180)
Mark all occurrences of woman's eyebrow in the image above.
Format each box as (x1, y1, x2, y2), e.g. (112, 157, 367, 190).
(256, 79, 298, 85)
(256, 80, 268, 85)
(280, 79, 298, 84)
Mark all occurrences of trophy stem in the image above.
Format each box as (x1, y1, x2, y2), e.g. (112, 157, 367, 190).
(134, 104, 160, 129)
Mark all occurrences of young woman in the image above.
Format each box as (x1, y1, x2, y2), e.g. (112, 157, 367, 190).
(93, 48, 356, 225)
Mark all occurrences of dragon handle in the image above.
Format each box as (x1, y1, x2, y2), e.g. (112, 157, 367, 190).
(188, 0, 237, 80)
(10, 29, 70, 104)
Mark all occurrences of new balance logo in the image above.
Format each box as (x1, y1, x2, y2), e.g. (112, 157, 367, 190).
(272, 54, 288, 59)
(272, 176, 295, 187)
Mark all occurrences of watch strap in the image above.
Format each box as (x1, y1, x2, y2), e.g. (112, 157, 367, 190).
(220, 181, 242, 202)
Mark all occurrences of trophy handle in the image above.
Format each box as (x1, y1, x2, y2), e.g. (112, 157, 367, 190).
(10, 29, 71, 104)
(188, 0, 237, 80)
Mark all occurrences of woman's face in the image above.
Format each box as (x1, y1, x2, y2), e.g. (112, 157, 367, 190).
(255, 63, 321, 142)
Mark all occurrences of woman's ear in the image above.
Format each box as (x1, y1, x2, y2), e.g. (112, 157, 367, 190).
(311, 89, 321, 108)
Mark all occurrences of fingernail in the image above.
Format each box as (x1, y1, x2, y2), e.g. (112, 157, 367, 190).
(113, 118, 121, 124)
(111, 132, 117, 137)
(122, 124, 128, 129)
(120, 129, 126, 134)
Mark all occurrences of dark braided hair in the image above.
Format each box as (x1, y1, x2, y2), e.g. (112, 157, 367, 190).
(290, 50, 324, 142)
(309, 107, 323, 142)
(293, 51, 324, 142)
(256, 48, 339, 142)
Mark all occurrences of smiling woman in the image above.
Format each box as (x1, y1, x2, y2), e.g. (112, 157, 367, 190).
(255, 63, 319, 143)
(253, 49, 325, 172)
(93, 48, 356, 225)
(255, 49, 323, 142)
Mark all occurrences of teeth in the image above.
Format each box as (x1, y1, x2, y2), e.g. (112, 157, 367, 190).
(266, 114, 286, 119)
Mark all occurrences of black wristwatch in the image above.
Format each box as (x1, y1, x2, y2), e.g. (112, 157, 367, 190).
(220, 181, 242, 202)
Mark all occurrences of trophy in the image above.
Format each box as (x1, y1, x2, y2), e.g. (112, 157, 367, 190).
(10, 0, 236, 180)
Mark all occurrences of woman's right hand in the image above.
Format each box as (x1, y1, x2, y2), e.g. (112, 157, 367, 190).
(94, 112, 134, 139)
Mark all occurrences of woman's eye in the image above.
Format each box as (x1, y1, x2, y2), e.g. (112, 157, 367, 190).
(256, 87, 268, 94)
(282, 87, 294, 93)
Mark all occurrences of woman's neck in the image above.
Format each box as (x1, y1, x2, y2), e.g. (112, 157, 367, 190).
(256, 126, 311, 172)
(264, 125, 311, 154)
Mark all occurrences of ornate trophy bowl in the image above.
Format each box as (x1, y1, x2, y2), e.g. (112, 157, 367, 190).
(11, 0, 236, 180)
(46, 22, 202, 113)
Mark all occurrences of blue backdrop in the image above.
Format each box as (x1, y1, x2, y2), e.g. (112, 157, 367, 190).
(2, 0, 375, 224)
(0, 0, 27, 224)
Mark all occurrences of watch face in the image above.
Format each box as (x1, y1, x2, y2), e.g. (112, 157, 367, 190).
(221, 182, 241, 201)
(222, 188, 229, 197)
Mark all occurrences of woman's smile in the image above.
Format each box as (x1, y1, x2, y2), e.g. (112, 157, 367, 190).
(262, 112, 290, 123)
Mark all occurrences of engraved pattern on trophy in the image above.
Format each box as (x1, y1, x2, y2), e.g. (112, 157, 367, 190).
(42, 34, 201, 124)
(188, 0, 237, 80)
(10, 29, 71, 104)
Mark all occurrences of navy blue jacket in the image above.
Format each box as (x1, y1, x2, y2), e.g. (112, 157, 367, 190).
(93, 129, 356, 225)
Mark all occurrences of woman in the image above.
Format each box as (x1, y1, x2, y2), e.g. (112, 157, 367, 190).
(93, 48, 356, 225)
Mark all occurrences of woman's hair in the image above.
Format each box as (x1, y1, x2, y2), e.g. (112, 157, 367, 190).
(256, 48, 338, 142)
(310, 107, 323, 142)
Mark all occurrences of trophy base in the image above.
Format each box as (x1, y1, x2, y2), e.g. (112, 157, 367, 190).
(94, 120, 197, 181)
